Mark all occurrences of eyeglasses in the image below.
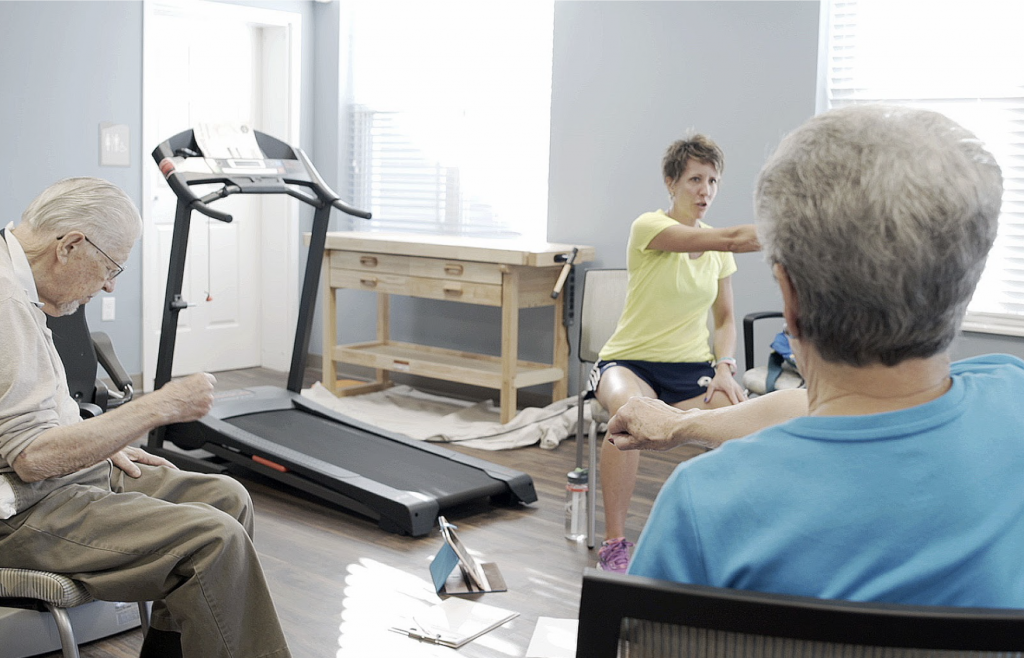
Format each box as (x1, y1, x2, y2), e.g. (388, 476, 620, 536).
(57, 234, 125, 280)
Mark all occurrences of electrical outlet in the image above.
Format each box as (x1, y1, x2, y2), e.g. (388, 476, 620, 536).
(101, 296, 116, 322)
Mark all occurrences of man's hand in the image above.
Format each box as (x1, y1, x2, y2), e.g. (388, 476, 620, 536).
(111, 445, 178, 478)
(606, 397, 705, 452)
(13, 373, 217, 483)
(152, 372, 217, 424)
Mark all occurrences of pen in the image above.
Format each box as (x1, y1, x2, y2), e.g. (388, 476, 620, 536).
(389, 625, 448, 646)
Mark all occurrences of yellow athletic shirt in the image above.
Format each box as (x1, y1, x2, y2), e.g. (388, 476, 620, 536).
(598, 210, 737, 363)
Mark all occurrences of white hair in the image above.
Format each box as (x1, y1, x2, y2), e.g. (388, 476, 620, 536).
(21, 177, 141, 250)
(755, 105, 1003, 366)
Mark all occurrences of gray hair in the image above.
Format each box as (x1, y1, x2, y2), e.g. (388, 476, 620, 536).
(755, 105, 1004, 366)
(21, 177, 141, 250)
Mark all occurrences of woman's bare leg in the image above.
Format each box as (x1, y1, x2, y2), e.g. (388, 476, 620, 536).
(595, 367, 656, 541)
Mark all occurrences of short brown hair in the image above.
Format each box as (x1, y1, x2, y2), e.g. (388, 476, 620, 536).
(662, 134, 725, 183)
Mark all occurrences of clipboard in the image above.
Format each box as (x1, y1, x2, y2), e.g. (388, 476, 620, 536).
(390, 597, 518, 648)
(429, 516, 507, 595)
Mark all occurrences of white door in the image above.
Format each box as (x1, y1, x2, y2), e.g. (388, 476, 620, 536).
(142, 2, 302, 388)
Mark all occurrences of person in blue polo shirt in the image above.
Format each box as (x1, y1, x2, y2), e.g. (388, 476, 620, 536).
(609, 105, 1024, 608)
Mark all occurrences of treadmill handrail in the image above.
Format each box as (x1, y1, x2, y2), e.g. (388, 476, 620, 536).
(151, 129, 372, 220)
(153, 141, 234, 223)
(294, 147, 372, 219)
(149, 127, 373, 395)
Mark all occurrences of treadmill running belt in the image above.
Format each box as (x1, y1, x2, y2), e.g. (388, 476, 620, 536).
(225, 409, 505, 500)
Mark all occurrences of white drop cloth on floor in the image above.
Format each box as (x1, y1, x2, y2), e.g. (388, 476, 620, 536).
(301, 383, 598, 450)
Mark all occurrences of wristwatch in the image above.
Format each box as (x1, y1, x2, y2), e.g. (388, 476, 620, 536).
(713, 357, 737, 376)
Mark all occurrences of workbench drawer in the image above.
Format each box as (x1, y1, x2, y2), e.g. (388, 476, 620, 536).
(329, 268, 503, 306)
(329, 251, 503, 284)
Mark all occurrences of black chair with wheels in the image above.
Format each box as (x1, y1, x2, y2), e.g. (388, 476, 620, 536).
(0, 305, 146, 658)
(577, 568, 1024, 658)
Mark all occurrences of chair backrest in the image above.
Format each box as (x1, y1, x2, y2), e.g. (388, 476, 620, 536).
(45, 306, 133, 414)
(45, 306, 99, 404)
(577, 268, 628, 365)
(742, 310, 784, 373)
(577, 568, 1024, 658)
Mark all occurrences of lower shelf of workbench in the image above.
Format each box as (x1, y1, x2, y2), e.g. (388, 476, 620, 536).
(328, 340, 565, 391)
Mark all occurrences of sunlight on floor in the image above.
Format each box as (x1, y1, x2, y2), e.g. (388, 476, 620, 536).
(335, 557, 521, 657)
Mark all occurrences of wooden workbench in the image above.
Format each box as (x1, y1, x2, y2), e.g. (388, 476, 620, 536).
(320, 231, 594, 423)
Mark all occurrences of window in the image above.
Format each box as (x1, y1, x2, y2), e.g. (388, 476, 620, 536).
(820, 0, 1024, 335)
(345, 0, 554, 241)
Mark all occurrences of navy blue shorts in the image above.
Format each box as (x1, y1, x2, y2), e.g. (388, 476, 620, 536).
(587, 359, 716, 405)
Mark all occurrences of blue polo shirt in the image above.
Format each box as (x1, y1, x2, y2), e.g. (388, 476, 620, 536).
(629, 354, 1024, 608)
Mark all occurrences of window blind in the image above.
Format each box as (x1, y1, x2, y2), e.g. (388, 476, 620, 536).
(821, 0, 1024, 335)
(345, 1, 554, 241)
(349, 106, 513, 237)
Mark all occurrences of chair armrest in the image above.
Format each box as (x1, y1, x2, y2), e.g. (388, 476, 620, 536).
(77, 402, 104, 419)
(91, 331, 134, 407)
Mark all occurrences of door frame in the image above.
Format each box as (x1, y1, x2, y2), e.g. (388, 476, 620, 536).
(141, 0, 303, 390)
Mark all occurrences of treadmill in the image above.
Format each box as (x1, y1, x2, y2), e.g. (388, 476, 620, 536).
(147, 128, 537, 536)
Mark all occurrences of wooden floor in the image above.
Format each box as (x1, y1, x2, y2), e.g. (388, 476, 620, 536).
(37, 368, 702, 658)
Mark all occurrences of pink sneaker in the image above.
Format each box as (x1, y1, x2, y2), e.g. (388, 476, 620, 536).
(597, 538, 635, 573)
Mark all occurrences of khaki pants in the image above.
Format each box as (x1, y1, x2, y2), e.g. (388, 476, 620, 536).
(0, 462, 290, 658)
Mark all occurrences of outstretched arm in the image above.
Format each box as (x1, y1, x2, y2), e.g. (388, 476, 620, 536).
(607, 388, 808, 451)
(647, 222, 760, 254)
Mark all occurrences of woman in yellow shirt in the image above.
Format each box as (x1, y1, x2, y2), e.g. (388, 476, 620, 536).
(592, 135, 760, 572)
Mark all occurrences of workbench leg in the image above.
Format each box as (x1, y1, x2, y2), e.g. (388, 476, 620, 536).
(500, 270, 521, 424)
(322, 257, 338, 394)
(552, 289, 569, 402)
(376, 292, 391, 388)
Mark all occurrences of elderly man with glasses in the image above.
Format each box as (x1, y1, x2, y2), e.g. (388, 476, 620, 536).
(0, 177, 290, 658)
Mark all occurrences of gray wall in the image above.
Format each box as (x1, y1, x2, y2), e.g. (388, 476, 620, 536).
(547, 0, 819, 387)
(546, 0, 1024, 381)
(1, 0, 1019, 389)
(0, 1, 145, 367)
(0, 0, 316, 376)
(331, 0, 824, 398)
(953, 331, 1024, 361)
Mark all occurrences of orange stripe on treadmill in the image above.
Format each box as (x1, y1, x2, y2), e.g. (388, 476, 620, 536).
(252, 455, 288, 472)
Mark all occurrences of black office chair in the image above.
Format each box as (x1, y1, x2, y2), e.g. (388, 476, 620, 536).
(741, 311, 803, 396)
(46, 305, 134, 416)
(0, 306, 145, 658)
(577, 568, 1024, 658)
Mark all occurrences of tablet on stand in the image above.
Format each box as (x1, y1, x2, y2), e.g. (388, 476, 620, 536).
(429, 516, 507, 595)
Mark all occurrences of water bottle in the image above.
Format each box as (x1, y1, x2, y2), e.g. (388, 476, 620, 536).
(565, 467, 589, 541)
